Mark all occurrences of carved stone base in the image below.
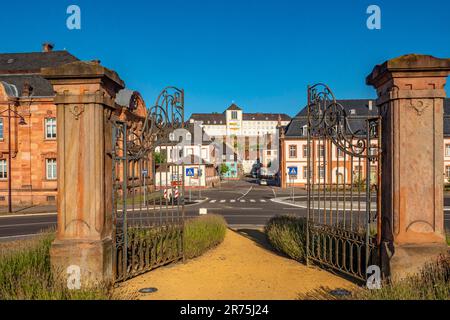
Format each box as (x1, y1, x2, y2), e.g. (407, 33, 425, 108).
(386, 242, 448, 282)
(50, 238, 113, 288)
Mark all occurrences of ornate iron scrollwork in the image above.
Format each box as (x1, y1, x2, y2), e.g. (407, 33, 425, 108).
(308, 83, 379, 159)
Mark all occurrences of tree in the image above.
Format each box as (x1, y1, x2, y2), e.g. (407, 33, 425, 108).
(219, 163, 229, 176)
(153, 151, 166, 164)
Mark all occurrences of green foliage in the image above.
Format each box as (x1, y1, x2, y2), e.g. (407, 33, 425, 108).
(184, 214, 227, 259)
(153, 151, 166, 164)
(355, 255, 449, 300)
(298, 254, 450, 300)
(0, 233, 111, 300)
(265, 215, 307, 262)
(219, 163, 229, 175)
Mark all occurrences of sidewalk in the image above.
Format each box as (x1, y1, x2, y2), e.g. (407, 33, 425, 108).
(0, 205, 56, 216)
(115, 228, 354, 300)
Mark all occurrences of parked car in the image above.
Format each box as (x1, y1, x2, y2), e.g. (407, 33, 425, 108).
(259, 179, 268, 186)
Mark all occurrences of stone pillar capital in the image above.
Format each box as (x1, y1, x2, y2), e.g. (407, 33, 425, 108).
(366, 54, 450, 86)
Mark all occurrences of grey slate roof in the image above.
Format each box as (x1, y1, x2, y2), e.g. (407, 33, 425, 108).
(0, 74, 55, 97)
(444, 99, 450, 137)
(243, 113, 291, 121)
(284, 99, 378, 138)
(189, 113, 226, 124)
(0, 51, 79, 73)
(0, 50, 80, 97)
(226, 103, 242, 111)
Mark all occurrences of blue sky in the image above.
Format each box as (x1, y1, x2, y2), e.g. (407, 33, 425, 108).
(1, 0, 449, 118)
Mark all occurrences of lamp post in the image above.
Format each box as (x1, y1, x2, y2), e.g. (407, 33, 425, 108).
(0, 104, 26, 213)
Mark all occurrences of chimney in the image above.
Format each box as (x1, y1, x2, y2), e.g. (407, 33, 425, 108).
(42, 43, 54, 52)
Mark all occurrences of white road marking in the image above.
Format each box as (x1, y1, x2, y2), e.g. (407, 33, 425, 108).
(0, 233, 42, 241)
(210, 200, 217, 203)
(250, 199, 256, 203)
(230, 200, 236, 203)
(0, 212, 57, 219)
(240, 200, 246, 203)
(260, 199, 266, 202)
(237, 186, 253, 200)
(220, 200, 226, 203)
(0, 222, 56, 228)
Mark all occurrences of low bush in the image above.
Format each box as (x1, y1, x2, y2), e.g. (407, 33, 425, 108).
(264, 215, 307, 262)
(184, 214, 227, 259)
(298, 254, 450, 300)
(354, 254, 450, 300)
(0, 232, 111, 300)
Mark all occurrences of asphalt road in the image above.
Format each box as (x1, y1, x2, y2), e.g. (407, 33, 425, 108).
(1, 178, 449, 241)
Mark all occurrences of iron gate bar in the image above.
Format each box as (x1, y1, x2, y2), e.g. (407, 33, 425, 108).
(112, 87, 185, 283)
(306, 83, 380, 282)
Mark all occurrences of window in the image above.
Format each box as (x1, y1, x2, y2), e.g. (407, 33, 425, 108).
(318, 145, 325, 158)
(446, 144, 450, 157)
(289, 145, 297, 158)
(446, 166, 450, 178)
(303, 166, 308, 179)
(231, 111, 238, 120)
(0, 119, 3, 140)
(337, 147, 344, 158)
(318, 165, 325, 179)
(45, 118, 57, 139)
(46, 158, 57, 180)
(0, 159, 6, 179)
(303, 145, 309, 158)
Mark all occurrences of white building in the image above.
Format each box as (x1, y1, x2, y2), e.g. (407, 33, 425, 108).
(189, 103, 291, 174)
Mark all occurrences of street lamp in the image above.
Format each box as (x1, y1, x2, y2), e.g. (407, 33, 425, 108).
(0, 104, 27, 213)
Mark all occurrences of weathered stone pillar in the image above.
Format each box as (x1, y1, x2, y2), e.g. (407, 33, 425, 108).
(367, 54, 450, 280)
(42, 61, 124, 286)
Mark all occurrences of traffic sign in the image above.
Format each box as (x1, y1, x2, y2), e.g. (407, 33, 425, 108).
(288, 167, 298, 176)
(186, 168, 195, 177)
(142, 169, 148, 176)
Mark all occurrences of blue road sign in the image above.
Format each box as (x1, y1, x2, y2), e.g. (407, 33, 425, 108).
(142, 169, 148, 176)
(288, 167, 298, 176)
(186, 168, 195, 177)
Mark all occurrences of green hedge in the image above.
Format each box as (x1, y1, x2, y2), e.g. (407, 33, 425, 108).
(265, 215, 307, 262)
(184, 214, 227, 259)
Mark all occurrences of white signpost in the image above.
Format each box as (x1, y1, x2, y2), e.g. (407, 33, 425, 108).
(186, 168, 195, 202)
(288, 166, 297, 203)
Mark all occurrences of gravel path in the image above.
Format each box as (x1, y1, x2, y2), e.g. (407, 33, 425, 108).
(116, 228, 355, 300)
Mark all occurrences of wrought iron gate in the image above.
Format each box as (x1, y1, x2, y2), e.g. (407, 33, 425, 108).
(306, 83, 381, 281)
(111, 87, 185, 283)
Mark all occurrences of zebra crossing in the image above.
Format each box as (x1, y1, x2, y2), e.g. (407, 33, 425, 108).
(207, 198, 268, 204)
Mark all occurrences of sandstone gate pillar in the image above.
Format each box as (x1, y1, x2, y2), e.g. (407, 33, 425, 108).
(42, 61, 124, 286)
(367, 54, 450, 280)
